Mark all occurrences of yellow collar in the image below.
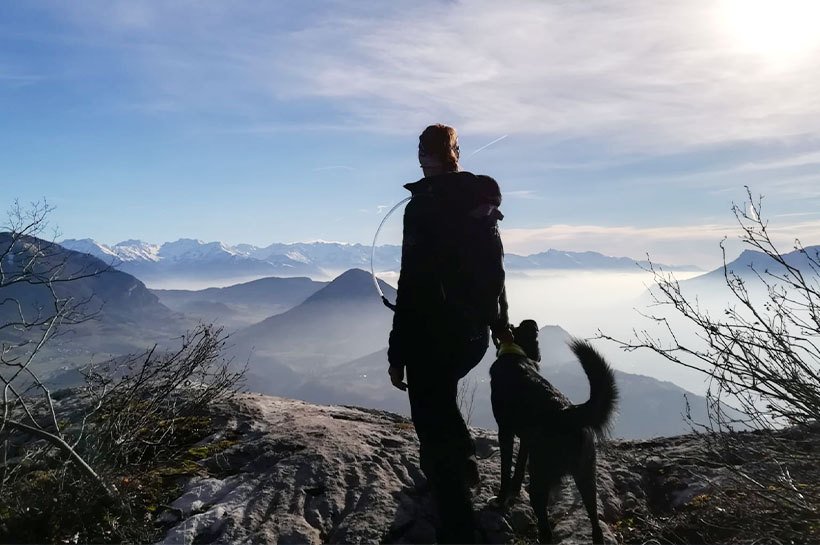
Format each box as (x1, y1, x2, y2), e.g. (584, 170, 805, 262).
(497, 342, 528, 358)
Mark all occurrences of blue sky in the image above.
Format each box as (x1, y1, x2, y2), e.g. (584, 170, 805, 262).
(2, 0, 820, 267)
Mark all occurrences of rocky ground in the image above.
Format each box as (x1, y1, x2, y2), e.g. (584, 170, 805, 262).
(154, 394, 617, 544)
(151, 394, 819, 544)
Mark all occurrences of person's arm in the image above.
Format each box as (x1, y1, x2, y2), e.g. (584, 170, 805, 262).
(492, 285, 513, 345)
(388, 195, 435, 387)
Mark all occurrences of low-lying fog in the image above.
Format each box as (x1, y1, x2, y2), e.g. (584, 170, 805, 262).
(152, 266, 722, 396)
(379, 268, 711, 395)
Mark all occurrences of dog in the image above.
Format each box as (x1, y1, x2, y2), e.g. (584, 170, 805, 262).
(490, 320, 618, 544)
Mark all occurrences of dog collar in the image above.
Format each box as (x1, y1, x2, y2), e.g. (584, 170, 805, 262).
(497, 342, 528, 358)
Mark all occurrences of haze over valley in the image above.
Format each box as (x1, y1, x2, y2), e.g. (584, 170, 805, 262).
(23, 234, 812, 439)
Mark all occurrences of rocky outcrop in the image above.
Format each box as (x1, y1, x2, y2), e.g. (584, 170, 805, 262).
(154, 395, 819, 544)
(156, 394, 620, 544)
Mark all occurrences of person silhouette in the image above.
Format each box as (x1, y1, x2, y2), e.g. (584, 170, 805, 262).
(388, 123, 512, 543)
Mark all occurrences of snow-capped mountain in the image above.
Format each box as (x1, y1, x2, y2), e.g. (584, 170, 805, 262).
(156, 238, 239, 262)
(60, 238, 120, 261)
(60, 238, 700, 288)
(59, 238, 322, 286)
(237, 241, 403, 271)
(111, 239, 161, 262)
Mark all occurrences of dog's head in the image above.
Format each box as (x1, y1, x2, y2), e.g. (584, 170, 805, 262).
(512, 319, 541, 362)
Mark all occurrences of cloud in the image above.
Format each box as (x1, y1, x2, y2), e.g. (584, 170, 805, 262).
(357, 204, 390, 215)
(467, 135, 509, 158)
(312, 165, 356, 172)
(502, 219, 820, 268)
(43, 0, 820, 151)
(735, 149, 820, 172)
(505, 190, 540, 200)
(0, 72, 42, 87)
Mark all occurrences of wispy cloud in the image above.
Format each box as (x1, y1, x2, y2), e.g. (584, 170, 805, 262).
(312, 165, 356, 172)
(468, 135, 509, 157)
(502, 219, 820, 268)
(0, 72, 42, 87)
(44, 0, 820, 151)
(735, 150, 820, 172)
(358, 204, 390, 215)
(505, 190, 540, 200)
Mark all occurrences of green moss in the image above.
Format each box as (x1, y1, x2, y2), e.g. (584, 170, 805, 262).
(187, 439, 238, 460)
(688, 493, 711, 507)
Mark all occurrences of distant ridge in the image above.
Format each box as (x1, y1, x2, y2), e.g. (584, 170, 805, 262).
(292, 323, 722, 439)
(61, 238, 700, 287)
(152, 276, 327, 328)
(228, 268, 396, 373)
(505, 249, 699, 271)
(301, 268, 394, 303)
(677, 244, 820, 294)
(0, 233, 188, 365)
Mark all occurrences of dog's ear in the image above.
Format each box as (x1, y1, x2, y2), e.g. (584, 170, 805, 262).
(513, 319, 541, 362)
(518, 319, 539, 334)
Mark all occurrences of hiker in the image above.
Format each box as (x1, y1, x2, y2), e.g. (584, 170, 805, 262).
(387, 123, 512, 543)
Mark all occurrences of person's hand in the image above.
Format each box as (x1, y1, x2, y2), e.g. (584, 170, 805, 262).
(493, 324, 515, 345)
(389, 365, 408, 391)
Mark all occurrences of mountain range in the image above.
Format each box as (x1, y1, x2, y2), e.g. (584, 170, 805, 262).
(208, 269, 716, 439)
(60, 238, 700, 287)
(227, 269, 397, 374)
(685, 244, 820, 285)
(291, 324, 716, 440)
(9, 235, 728, 439)
(638, 244, 820, 306)
(0, 233, 188, 373)
(152, 276, 327, 328)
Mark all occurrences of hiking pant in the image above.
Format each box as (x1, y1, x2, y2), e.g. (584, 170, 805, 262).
(407, 361, 477, 544)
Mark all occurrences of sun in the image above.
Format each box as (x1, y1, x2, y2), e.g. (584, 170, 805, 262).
(719, 0, 820, 64)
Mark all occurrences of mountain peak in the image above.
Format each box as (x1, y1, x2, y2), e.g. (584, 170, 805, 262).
(115, 239, 150, 247)
(303, 268, 395, 304)
(60, 238, 119, 259)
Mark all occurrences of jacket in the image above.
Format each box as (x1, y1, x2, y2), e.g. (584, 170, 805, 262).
(387, 171, 509, 371)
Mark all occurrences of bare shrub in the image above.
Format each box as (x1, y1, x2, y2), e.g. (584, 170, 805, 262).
(81, 325, 244, 470)
(600, 188, 819, 540)
(457, 377, 478, 426)
(0, 201, 245, 542)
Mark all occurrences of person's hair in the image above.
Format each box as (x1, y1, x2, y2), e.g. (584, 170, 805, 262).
(419, 124, 459, 171)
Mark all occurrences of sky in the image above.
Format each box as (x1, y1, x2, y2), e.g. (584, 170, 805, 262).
(3, 0, 820, 268)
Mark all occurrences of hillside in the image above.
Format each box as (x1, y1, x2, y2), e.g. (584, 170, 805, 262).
(152, 276, 326, 327)
(295, 325, 718, 440)
(145, 395, 820, 544)
(228, 269, 396, 382)
(0, 233, 188, 370)
(3, 389, 815, 544)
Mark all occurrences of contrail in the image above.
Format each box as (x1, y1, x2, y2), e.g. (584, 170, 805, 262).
(468, 134, 509, 158)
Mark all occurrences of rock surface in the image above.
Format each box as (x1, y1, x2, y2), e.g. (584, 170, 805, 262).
(154, 395, 819, 544)
(156, 394, 619, 544)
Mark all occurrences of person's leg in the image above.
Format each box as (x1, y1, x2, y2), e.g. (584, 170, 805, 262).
(407, 363, 476, 543)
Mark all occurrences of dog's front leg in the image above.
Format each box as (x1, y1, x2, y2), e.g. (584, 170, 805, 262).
(492, 426, 515, 509)
(510, 436, 528, 500)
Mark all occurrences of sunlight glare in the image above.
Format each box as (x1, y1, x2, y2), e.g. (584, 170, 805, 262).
(720, 0, 820, 64)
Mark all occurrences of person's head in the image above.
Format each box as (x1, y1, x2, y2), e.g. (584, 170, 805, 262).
(418, 124, 460, 176)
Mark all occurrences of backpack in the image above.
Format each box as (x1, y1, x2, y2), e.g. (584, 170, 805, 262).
(432, 173, 505, 327)
(428, 173, 506, 375)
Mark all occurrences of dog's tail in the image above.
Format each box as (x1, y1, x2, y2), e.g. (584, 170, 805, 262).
(561, 339, 618, 439)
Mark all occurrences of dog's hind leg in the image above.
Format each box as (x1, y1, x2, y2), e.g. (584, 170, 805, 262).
(528, 458, 554, 544)
(573, 456, 604, 544)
